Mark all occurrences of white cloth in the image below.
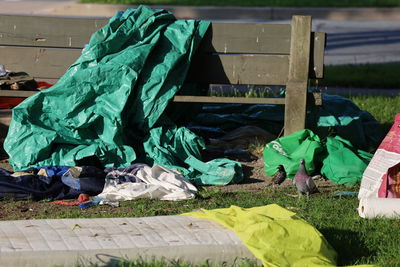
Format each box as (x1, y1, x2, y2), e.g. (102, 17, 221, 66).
(98, 164, 197, 201)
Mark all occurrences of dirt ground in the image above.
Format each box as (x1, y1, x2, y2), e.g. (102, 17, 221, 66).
(0, 141, 333, 192)
(0, 138, 335, 220)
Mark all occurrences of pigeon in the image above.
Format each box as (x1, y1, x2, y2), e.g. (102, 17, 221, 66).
(293, 158, 319, 198)
(273, 165, 287, 185)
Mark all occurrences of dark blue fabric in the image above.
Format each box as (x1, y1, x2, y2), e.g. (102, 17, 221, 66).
(188, 94, 385, 150)
(0, 166, 105, 200)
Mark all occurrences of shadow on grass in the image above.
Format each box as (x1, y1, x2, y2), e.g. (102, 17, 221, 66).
(381, 122, 392, 135)
(241, 164, 265, 184)
(320, 228, 376, 266)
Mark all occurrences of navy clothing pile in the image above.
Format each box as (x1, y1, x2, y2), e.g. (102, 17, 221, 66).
(0, 166, 105, 200)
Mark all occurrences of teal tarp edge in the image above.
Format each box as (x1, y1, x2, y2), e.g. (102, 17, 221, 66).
(4, 6, 243, 185)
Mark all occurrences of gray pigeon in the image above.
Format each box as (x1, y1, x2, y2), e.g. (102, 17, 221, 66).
(293, 158, 319, 198)
(273, 165, 287, 185)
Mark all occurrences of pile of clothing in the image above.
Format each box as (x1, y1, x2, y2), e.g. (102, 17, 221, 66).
(0, 164, 197, 202)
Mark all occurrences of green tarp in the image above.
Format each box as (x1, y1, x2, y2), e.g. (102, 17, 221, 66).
(264, 129, 372, 185)
(188, 94, 385, 151)
(4, 6, 243, 185)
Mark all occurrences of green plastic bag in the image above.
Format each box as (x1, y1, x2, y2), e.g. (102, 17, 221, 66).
(321, 136, 372, 185)
(264, 129, 324, 178)
(264, 129, 372, 185)
(4, 6, 210, 171)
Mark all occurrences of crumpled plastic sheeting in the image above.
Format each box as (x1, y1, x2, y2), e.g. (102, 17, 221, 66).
(4, 6, 210, 171)
(184, 156, 243, 186)
(264, 129, 372, 185)
(321, 136, 372, 185)
(312, 94, 384, 151)
(188, 94, 384, 151)
(184, 204, 337, 267)
(98, 164, 197, 201)
(143, 126, 244, 185)
(143, 126, 205, 170)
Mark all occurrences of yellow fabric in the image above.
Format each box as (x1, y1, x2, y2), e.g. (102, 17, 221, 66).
(184, 204, 337, 267)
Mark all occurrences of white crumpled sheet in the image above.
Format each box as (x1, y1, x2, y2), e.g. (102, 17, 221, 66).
(98, 164, 197, 201)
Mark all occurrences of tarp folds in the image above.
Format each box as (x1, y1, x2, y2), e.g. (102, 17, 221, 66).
(142, 126, 244, 185)
(321, 136, 372, 185)
(143, 126, 205, 170)
(4, 7, 212, 172)
(188, 94, 385, 151)
(313, 94, 384, 151)
(264, 129, 372, 185)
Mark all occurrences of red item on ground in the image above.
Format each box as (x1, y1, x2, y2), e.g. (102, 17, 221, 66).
(37, 81, 54, 88)
(53, 194, 90, 206)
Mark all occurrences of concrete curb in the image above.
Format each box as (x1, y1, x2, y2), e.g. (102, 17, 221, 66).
(1, 2, 400, 21)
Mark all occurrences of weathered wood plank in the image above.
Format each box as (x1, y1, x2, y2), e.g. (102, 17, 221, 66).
(0, 15, 107, 48)
(173, 96, 286, 104)
(310, 32, 326, 79)
(0, 46, 81, 79)
(2, 45, 289, 84)
(310, 92, 323, 106)
(0, 15, 292, 53)
(200, 23, 291, 54)
(187, 54, 289, 85)
(0, 90, 37, 97)
(0, 91, 322, 106)
(284, 16, 312, 136)
(0, 15, 323, 83)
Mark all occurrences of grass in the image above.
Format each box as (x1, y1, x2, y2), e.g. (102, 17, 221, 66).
(209, 86, 280, 98)
(313, 63, 400, 89)
(350, 95, 399, 124)
(3, 186, 400, 266)
(81, 256, 260, 267)
(2, 64, 400, 266)
(80, 0, 400, 7)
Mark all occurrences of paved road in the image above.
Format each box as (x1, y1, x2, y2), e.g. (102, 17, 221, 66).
(314, 20, 400, 65)
(257, 19, 400, 65)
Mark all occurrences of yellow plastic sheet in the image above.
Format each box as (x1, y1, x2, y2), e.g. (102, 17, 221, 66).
(184, 204, 337, 267)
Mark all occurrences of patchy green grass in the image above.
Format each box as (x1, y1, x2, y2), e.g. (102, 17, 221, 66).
(313, 63, 400, 89)
(349, 95, 399, 125)
(80, 0, 400, 7)
(1, 80, 399, 266)
(348, 94, 398, 134)
(82, 256, 260, 267)
(2, 186, 400, 266)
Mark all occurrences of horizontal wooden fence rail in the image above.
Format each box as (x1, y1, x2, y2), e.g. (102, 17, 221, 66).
(0, 14, 326, 135)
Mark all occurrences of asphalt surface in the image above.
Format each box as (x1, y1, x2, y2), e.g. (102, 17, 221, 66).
(273, 19, 400, 65)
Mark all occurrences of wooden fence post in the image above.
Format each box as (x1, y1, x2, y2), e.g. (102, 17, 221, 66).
(284, 16, 312, 136)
